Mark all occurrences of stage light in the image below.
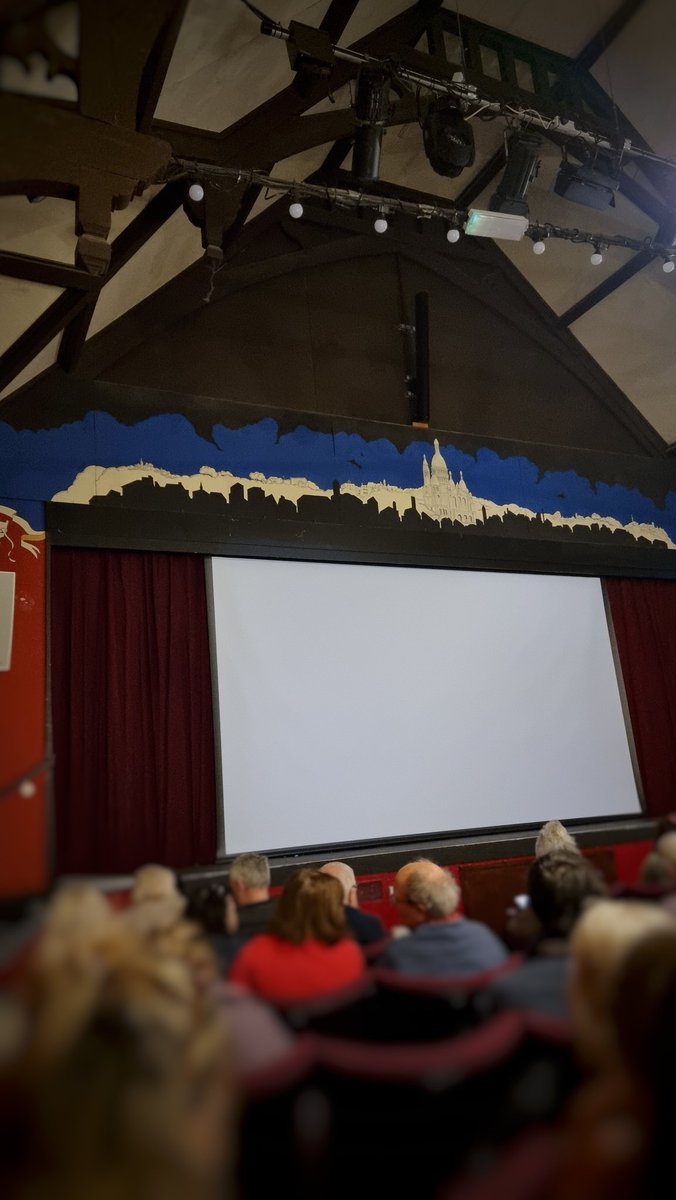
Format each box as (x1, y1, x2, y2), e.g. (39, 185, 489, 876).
(374, 213, 388, 233)
(422, 98, 475, 179)
(446, 226, 461, 243)
(554, 156, 619, 212)
(188, 183, 205, 202)
(489, 131, 542, 217)
(352, 66, 391, 186)
(663, 258, 675, 273)
(532, 239, 546, 255)
(590, 247, 603, 265)
(289, 199, 304, 219)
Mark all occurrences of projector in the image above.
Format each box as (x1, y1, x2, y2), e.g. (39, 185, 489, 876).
(554, 161, 619, 211)
(464, 209, 529, 241)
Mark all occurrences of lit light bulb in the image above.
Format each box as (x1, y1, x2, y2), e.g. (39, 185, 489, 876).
(446, 227, 460, 244)
(590, 249, 603, 266)
(19, 780, 37, 798)
(188, 183, 204, 202)
(663, 259, 675, 273)
(289, 200, 303, 219)
(532, 240, 546, 255)
(374, 215, 388, 234)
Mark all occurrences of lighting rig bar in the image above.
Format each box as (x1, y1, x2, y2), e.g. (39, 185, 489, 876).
(175, 161, 676, 266)
(259, 17, 676, 178)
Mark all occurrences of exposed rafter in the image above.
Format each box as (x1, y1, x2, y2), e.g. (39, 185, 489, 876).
(0, 181, 184, 394)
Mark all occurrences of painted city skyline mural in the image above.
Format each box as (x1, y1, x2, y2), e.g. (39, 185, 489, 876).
(1, 411, 676, 551)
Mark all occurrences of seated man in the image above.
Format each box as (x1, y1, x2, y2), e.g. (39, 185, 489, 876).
(228, 852, 275, 938)
(378, 859, 507, 976)
(482, 849, 606, 1018)
(320, 861, 386, 946)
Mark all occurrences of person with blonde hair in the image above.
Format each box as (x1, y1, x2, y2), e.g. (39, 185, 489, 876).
(569, 898, 674, 1068)
(15, 919, 233, 1200)
(378, 859, 507, 977)
(229, 868, 364, 1003)
(535, 819, 578, 858)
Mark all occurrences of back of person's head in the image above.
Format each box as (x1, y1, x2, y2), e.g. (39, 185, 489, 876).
(569, 899, 674, 1067)
(535, 819, 578, 858)
(395, 859, 460, 923)
(639, 850, 676, 888)
(229, 853, 271, 892)
(131, 864, 181, 904)
(320, 861, 357, 903)
(186, 885, 228, 936)
(528, 850, 606, 939)
(269, 868, 347, 946)
(126, 865, 186, 938)
(655, 830, 676, 870)
(613, 927, 676, 1102)
(35, 883, 114, 967)
(19, 929, 232, 1200)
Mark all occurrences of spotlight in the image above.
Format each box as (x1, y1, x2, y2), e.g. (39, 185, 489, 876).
(188, 182, 205, 202)
(663, 258, 675, 273)
(289, 199, 304, 219)
(422, 98, 475, 179)
(532, 239, 546, 255)
(489, 131, 542, 217)
(374, 213, 388, 234)
(590, 247, 603, 265)
(352, 66, 391, 186)
(554, 155, 619, 212)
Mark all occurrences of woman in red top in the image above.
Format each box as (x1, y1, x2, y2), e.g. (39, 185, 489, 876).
(229, 868, 364, 1004)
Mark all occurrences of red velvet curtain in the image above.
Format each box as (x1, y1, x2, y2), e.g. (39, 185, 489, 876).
(606, 577, 676, 818)
(51, 549, 217, 873)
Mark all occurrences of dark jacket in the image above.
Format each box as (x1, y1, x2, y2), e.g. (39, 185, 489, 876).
(344, 904, 386, 946)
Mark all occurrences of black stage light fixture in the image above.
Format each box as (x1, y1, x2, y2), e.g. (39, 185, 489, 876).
(284, 20, 336, 76)
(489, 130, 542, 217)
(553, 154, 619, 212)
(422, 98, 475, 179)
(352, 66, 392, 186)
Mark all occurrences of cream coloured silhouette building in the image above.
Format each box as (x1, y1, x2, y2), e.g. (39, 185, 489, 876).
(420, 439, 479, 525)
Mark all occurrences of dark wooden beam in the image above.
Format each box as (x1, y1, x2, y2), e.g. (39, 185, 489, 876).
(559, 249, 654, 327)
(319, 0, 361, 43)
(575, 0, 647, 70)
(136, 0, 189, 132)
(454, 146, 505, 208)
(0, 250, 99, 290)
(57, 297, 99, 372)
(0, 181, 184, 396)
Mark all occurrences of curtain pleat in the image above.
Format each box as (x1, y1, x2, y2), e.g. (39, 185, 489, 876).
(606, 577, 676, 818)
(51, 549, 216, 873)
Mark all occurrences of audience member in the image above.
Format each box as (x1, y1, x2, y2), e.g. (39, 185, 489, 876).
(186, 884, 234, 971)
(637, 850, 676, 888)
(654, 830, 676, 876)
(535, 820, 578, 859)
(378, 860, 507, 977)
(126, 863, 186, 938)
(229, 868, 364, 1003)
(13, 916, 233, 1200)
(228, 853, 275, 937)
(484, 851, 605, 1017)
(568, 899, 674, 1069)
(320, 861, 386, 946)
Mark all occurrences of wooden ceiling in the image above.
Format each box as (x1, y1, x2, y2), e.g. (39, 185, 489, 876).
(1, 0, 675, 444)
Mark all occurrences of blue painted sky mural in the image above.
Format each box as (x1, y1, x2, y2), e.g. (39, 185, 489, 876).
(2, 411, 676, 544)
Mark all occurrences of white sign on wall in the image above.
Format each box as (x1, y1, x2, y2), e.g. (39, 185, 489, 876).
(0, 572, 16, 671)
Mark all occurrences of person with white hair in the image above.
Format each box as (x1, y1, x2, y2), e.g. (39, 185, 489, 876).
(228, 852, 274, 938)
(320, 861, 386, 946)
(377, 859, 507, 977)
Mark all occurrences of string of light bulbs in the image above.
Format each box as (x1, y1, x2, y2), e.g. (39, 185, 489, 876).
(178, 163, 676, 273)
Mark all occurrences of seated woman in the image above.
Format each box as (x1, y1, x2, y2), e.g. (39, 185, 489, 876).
(228, 868, 364, 1004)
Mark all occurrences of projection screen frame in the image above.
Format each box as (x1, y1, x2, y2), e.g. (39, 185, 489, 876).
(205, 553, 644, 861)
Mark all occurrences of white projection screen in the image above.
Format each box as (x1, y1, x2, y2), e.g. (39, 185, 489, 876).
(209, 558, 641, 854)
